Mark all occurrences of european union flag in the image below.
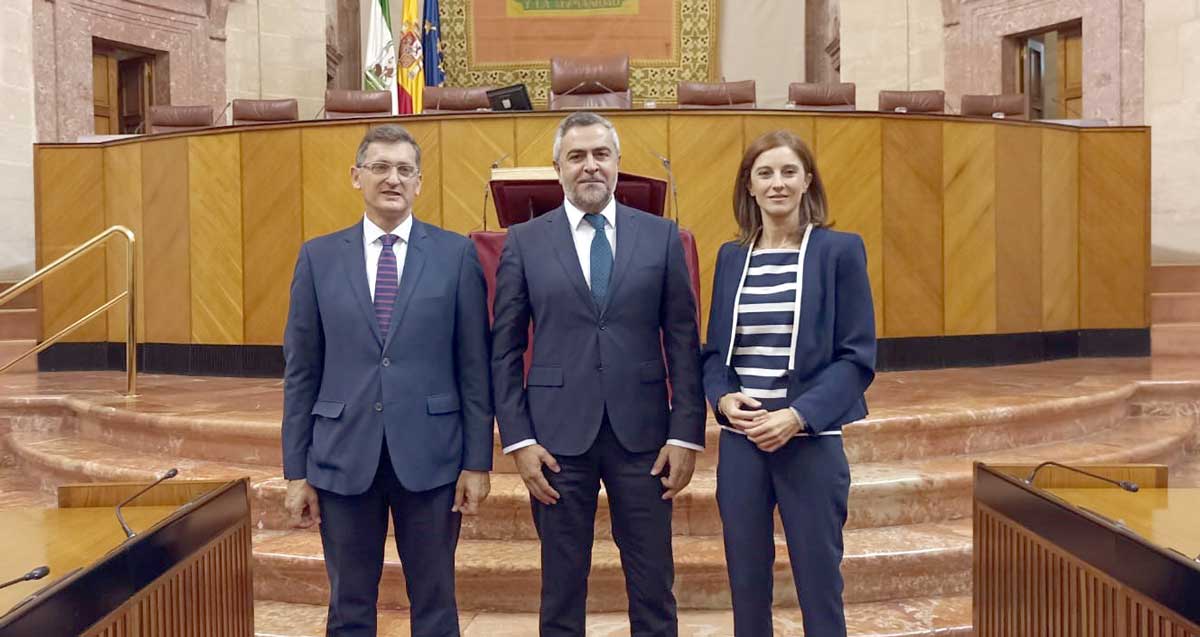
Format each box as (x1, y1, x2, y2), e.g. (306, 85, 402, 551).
(422, 0, 444, 87)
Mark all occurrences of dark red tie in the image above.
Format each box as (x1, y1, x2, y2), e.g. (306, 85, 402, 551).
(374, 234, 400, 335)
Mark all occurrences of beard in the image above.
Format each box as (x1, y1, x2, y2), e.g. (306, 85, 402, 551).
(568, 181, 613, 211)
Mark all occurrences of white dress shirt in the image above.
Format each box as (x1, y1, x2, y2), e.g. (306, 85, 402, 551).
(364, 213, 413, 299)
(503, 197, 703, 454)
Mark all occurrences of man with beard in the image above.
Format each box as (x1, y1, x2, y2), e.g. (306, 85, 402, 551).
(491, 111, 705, 636)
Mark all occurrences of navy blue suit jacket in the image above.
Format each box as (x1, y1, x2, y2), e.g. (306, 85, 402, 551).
(701, 228, 876, 434)
(491, 204, 706, 456)
(281, 218, 493, 495)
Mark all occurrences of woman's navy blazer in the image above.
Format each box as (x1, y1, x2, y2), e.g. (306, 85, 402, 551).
(700, 227, 877, 435)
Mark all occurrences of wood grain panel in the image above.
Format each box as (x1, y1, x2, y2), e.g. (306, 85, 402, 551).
(404, 120, 443, 228)
(515, 114, 558, 167)
(242, 129, 302, 345)
(742, 115, 815, 152)
(815, 117, 884, 333)
(943, 122, 997, 335)
(606, 114, 671, 208)
(1080, 131, 1149, 329)
(300, 123, 367, 240)
(188, 134, 243, 345)
(141, 138, 191, 344)
(1041, 128, 1079, 331)
(671, 114, 742, 335)
(37, 148, 107, 342)
(883, 119, 943, 337)
(996, 126, 1043, 333)
(440, 118, 514, 234)
(103, 144, 144, 343)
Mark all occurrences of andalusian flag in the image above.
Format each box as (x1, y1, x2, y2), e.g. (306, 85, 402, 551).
(396, 0, 425, 114)
(423, 0, 444, 87)
(363, 0, 395, 99)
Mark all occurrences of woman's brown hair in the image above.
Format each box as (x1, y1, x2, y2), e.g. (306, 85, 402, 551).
(732, 130, 830, 245)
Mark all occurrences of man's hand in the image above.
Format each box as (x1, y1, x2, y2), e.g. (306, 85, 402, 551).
(718, 392, 768, 430)
(452, 470, 491, 515)
(651, 445, 697, 500)
(513, 444, 561, 505)
(285, 479, 321, 528)
(744, 409, 804, 453)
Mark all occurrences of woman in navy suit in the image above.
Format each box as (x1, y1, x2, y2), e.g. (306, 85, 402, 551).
(700, 130, 876, 636)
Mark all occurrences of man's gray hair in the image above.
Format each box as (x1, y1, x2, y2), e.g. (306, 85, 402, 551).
(356, 124, 422, 167)
(552, 111, 621, 160)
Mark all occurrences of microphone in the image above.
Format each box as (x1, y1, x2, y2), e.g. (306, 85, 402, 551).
(556, 80, 618, 107)
(653, 152, 681, 221)
(116, 468, 179, 538)
(480, 154, 511, 231)
(213, 101, 232, 125)
(1023, 462, 1139, 492)
(0, 566, 50, 591)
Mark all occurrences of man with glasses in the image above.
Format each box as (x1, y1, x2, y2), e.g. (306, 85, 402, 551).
(281, 124, 493, 637)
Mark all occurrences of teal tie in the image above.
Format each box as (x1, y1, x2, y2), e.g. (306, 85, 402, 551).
(585, 213, 612, 306)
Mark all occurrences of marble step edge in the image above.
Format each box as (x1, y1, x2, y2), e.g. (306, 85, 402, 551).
(251, 520, 974, 612)
(1152, 265, 1200, 294)
(5, 413, 1193, 538)
(253, 595, 973, 637)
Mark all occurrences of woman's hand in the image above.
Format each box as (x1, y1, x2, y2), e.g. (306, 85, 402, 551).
(745, 408, 804, 452)
(718, 392, 767, 430)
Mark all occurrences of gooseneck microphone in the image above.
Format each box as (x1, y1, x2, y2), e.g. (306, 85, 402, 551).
(1023, 461, 1139, 492)
(116, 468, 179, 538)
(0, 566, 50, 591)
(653, 152, 681, 221)
(480, 154, 511, 231)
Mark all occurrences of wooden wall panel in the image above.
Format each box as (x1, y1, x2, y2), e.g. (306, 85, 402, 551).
(440, 118, 514, 234)
(141, 138, 191, 344)
(103, 144, 144, 343)
(300, 123, 367, 240)
(671, 114, 742, 336)
(882, 119, 944, 337)
(515, 114, 558, 167)
(816, 117, 884, 333)
(37, 148, 107, 342)
(996, 126, 1043, 333)
(188, 134, 244, 345)
(1042, 129, 1080, 331)
(403, 120, 443, 228)
(606, 114, 671, 206)
(943, 122, 997, 335)
(1080, 131, 1149, 328)
(242, 130, 302, 345)
(742, 115, 815, 152)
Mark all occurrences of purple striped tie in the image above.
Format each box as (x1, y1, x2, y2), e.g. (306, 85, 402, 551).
(374, 234, 400, 335)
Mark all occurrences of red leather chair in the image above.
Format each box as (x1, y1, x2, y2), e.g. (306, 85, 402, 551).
(549, 55, 632, 110)
(231, 98, 299, 125)
(878, 89, 945, 114)
(788, 82, 856, 111)
(960, 93, 1027, 119)
(324, 89, 392, 118)
(677, 80, 756, 109)
(424, 86, 493, 114)
(147, 105, 214, 134)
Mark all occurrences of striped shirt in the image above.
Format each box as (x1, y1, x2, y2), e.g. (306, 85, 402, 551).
(732, 249, 800, 414)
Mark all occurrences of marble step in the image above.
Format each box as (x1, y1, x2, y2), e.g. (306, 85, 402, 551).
(24, 376, 1136, 475)
(0, 309, 38, 340)
(7, 412, 1193, 538)
(1153, 323, 1200, 357)
(252, 519, 974, 612)
(0, 340, 37, 373)
(1152, 265, 1200, 294)
(0, 283, 37, 310)
(254, 595, 973, 637)
(1153, 292, 1200, 324)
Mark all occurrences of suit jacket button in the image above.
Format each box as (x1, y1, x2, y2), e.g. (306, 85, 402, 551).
(381, 357, 391, 367)
(599, 323, 607, 330)
(374, 402, 383, 412)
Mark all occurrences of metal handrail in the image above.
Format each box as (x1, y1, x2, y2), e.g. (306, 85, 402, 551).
(0, 226, 138, 395)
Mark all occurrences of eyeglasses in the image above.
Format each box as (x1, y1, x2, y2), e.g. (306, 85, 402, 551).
(358, 162, 419, 179)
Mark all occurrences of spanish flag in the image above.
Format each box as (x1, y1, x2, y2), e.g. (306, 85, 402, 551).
(396, 0, 424, 114)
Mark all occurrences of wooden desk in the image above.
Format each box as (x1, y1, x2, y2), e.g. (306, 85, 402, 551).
(1048, 487, 1200, 560)
(32, 110, 1149, 356)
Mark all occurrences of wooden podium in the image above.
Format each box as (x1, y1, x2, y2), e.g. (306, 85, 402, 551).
(974, 463, 1200, 636)
(0, 478, 253, 636)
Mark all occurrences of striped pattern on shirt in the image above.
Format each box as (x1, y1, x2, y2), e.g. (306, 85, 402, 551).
(732, 249, 800, 413)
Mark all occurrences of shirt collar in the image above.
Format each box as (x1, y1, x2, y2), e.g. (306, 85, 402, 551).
(564, 195, 617, 232)
(363, 213, 414, 245)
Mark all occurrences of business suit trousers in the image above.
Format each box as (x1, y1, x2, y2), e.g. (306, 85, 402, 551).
(531, 417, 677, 637)
(716, 430, 851, 637)
(316, 445, 462, 637)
